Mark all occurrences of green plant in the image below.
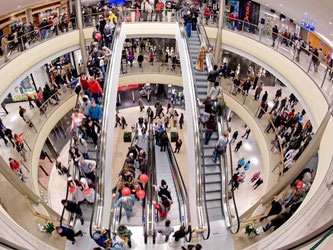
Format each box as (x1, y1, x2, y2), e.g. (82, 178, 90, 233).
(43, 222, 55, 235)
(124, 132, 131, 138)
(170, 132, 178, 138)
(244, 224, 255, 236)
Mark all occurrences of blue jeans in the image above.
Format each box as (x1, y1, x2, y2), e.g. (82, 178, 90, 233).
(41, 29, 46, 40)
(204, 130, 213, 145)
(83, 89, 92, 100)
(186, 23, 192, 38)
(124, 207, 131, 219)
(99, 65, 106, 79)
(92, 93, 99, 104)
(213, 147, 219, 163)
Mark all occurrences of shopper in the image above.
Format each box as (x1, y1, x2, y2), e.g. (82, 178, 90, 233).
(174, 139, 183, 153)
(158, 179, 172, 200)
(112, 195, 135, 220)
(236, 157, 245, 170)
(204, 115, 217, 145)
(56, 226, 83, 245)
(196, 44, 210, 71)
(117, 225, 132, 248)
(207, 65, 219, 93)
(9, 158, 24, 182)
(241, 128, 251, 139)
(251, 171, 261, 182)
(61, 200, 84, 225)
(213, 131, 229, 163)
(234, 140, 243, 152)
(155, 219, 174, 242)
(88, 76, 104, 104)
(179, 113, 184, 129)
(183, 11, 192, 38)
(154, 195, 172, 218)
(231, 130, 238, 143)
(173, 225, 186, 241)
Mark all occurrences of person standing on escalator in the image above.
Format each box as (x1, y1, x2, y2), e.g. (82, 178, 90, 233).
(183, 11, 192, 38)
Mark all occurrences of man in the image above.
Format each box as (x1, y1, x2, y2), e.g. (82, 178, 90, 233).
(90, 46, 105, 78)
(272, 25, 279, 47)
(9, 158, 24, 182)
(78, 158, 96, 183)
(1, 36, 9, 62)
(61, 200, 84, 225)
(79, 97, 91, 116)
(112, 195, 135, 220)
(207, 65, 219, 94)
(79, 73, 91, 99)
(155, 219, 174, 242)
(241, 128, 251, 139)
(3, 127, 15, 148)
(88, 77, 104, 105)
(56, 226, 83, 244)
(137, 53, 144, 68)
(72, 134, 89, 159)
(89, 99, 103, 125)
(155, 0, 164, 22)
(183, 11, 192, 38)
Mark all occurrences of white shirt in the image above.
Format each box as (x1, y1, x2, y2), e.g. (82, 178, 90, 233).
(209, 86, 221, 100)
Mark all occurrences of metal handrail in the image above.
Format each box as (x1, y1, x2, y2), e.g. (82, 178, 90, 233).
(166, 139, 192, 242)
(177, 14, 210, 239)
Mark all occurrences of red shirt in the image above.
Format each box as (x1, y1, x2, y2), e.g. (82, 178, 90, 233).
(80, 77, 89, 90)
(37, 92, 43, 102)
(89, 80, 103, 95)
(10, 160, 20, 171)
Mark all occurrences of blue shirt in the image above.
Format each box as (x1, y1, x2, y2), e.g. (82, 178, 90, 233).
(244, 162, 251, 170)
(89, 104, 103, 120)
(238, 159, 245, 166)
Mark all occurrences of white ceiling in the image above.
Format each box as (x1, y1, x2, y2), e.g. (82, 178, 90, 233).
(254, 0, 333, 43)
(1, 0, 333, 42)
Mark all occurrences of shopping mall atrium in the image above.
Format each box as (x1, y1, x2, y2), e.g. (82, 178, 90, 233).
(0, 0, 332, 249)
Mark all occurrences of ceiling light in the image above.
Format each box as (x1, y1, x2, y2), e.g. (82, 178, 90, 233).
(279, 4, 282, 7)
(18, 5, 21, 8)
(304, 12, 307, 15)
(329, 22, 333, 25)
(266, 4, 268, 7)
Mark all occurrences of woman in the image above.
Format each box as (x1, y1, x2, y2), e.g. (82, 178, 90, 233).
(154, 195, 172, 218)
(71, 109, 86, 137)
(158, 179, 172, 200)
(196, 44, 210, 71)
(85, 118, 98, 147)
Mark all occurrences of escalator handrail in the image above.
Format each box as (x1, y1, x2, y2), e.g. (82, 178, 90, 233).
(89, 23, 121, 237)
(166, 139, 192, 242)
(197, 24, 240, 234)
(176, 14, 211, 240)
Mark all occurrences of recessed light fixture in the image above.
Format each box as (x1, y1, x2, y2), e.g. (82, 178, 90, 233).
(266, 4, 268, 6)
(279, 4, 282, 7)
(329, 22, 333, 25)
(18, 5, 21, 8)
(304, 12, 307, 15)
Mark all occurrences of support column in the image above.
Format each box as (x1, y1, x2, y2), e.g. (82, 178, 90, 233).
(25, 8, 33, 23)
(213, 0, 225, 65)
(240, 103, 333, 220)
(75, 0, 88, 74)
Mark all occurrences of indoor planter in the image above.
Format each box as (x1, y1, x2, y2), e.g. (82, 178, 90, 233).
(244, 223, 257, 239)
(170, 131, 179, 142)
(43, 222, 55, 235)
(124, 131, 132, 142)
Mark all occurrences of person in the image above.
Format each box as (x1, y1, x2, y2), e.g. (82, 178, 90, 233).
(179, 113, 184, 129)
(88, 76, 104, 104)
(261, 91, 268, 103)
(121, 116, 127, 129)
(258, 101, 268, 119)
(89, 99, 103, 130)
(155, 219, 174, 242)
(137, 53, 144, 68)
(234, 140, 243, 152)
(1, 36, 9, 62)
(9, 158, 24, 182)
(115, 113, 122, 128)
(254, 83, 263, 100)
(242, 128, 251, 139)
(231, 130, 238, 143)
(138, 98, 144, 112)
(204, 115, 216, 145)
(214, 95, 226, 117)
(79, 158, 96, 183)
(72, 134, 89, 159)
(117, 225, 132, 248)
(253, 178, 263, 190)
(61, 199, 84, 225)
(26, 94, 35, 109)
(160, 132, 168, 152)
(141, 126, 147, 142)
(56, 226, 83, 244)
(175, 139, 183, 153)
(236, 157, 245, 170)
(260, 196, 282, 221)
(207, 65, 219, 93)
(208, 82, 221, 105)
(154, 195, 172, 218)
(272, 25, 278, 47)
(112, 195, 135, 220)
(0, 129, 8, 146)
(173, 225, 186, 241)
(71, 109, 86, 137)
(251, 171, 260, 182)
(244, 160, 251, 171)
(93, 229, 122, 249)
(183, 11, 192, 38)
(196, 44, 210, 71)
(213, 131, 229, 163)
(158, 179, 172, 200)
(155, 0, 164, 22)
(79, 97, 91, 116)
(4, 127, 15, 148)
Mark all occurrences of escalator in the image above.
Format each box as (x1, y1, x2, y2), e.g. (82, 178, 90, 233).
(186, 29, 224, 221)
(153, 137, 191, 235)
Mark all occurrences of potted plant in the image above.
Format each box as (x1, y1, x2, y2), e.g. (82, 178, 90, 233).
(170, 131, 179, 142)
(124, 131, 132, 142)
(244, 223, 256, 238)
(42, 222, 55, 235)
